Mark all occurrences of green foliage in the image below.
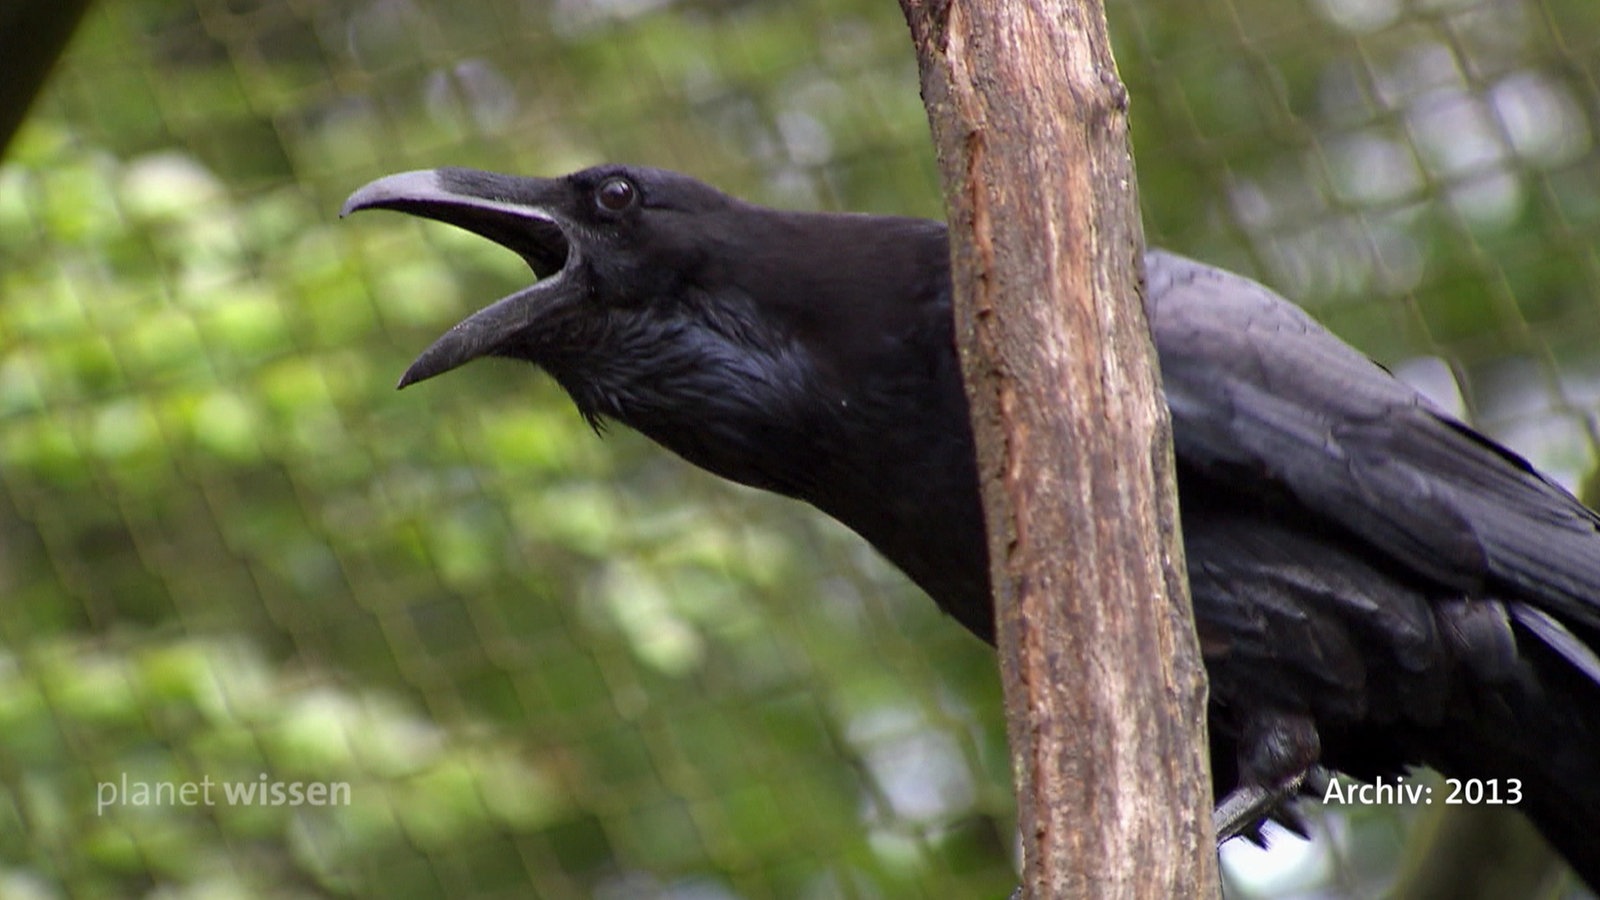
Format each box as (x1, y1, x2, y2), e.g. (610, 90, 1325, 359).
(0, 635, 564, 896)
(0, 32, 1010, 893)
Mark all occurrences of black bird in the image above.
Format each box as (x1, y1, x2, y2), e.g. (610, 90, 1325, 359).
(344, 164, 1600, 886)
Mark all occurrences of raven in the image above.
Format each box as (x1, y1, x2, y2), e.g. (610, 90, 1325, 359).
(344, 164, 1600, 885)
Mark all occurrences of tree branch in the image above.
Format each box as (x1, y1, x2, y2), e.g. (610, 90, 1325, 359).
(898, 2, 1217, 896)
(0, 0, 93, 158)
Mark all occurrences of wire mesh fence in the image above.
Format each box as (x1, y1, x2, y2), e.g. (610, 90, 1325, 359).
(4, 0, 1600, 897)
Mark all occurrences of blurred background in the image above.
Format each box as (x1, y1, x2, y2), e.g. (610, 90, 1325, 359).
(5, 0, 1600, 897)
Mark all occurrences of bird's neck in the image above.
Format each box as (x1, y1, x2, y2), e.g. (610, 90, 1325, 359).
(563, 316, 995, 640)
(805, 368, 994, 640)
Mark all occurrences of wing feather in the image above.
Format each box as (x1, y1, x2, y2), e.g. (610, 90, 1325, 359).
(1148, 250, 1600, 636)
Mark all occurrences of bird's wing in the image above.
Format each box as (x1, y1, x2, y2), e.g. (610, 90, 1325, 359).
(1146, 250, 1600, 634)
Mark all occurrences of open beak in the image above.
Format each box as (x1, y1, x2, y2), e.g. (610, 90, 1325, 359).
(341, 168, 581, 388)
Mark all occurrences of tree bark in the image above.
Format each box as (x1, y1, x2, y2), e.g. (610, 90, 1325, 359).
(897, 2, 1218, 897)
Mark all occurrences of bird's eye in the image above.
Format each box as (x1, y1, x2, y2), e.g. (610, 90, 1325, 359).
(595, 177, 638, 212)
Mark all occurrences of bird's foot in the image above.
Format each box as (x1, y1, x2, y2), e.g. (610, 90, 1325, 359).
(1214, 775, 1302, 842)
(1213, 764, 1331, 843)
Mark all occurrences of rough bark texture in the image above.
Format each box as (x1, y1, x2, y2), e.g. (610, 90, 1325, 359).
(898, 2, 1218, 897)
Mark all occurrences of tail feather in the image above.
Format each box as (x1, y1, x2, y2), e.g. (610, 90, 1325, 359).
(1435, 619, 1600, 890)
(1510, 603, 1600, 687)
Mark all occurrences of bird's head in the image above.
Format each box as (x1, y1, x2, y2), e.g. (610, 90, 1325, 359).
(342, 164, 954, 494)
(341, 164, 751, 395)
